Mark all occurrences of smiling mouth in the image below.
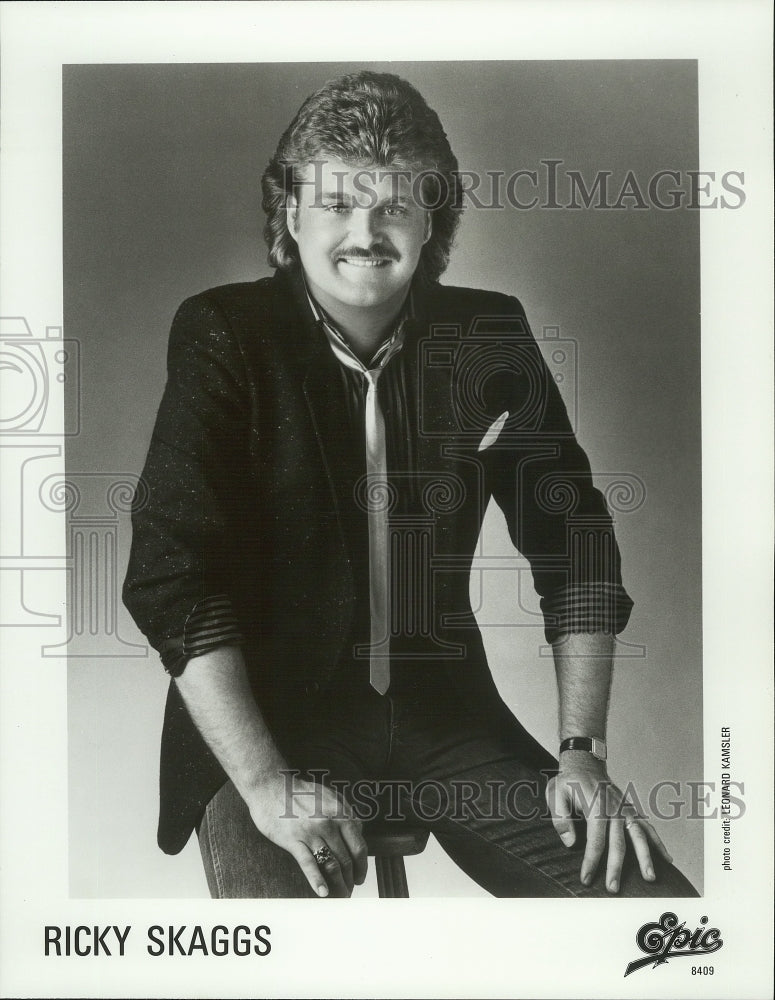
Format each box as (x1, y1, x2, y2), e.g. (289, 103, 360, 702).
(337, 257, 393, 268)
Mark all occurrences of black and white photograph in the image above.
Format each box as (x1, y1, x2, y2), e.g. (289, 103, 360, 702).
(0, 3, 772, 998)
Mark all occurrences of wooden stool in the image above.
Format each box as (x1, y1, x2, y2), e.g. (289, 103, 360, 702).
(366, 823, 430, 898)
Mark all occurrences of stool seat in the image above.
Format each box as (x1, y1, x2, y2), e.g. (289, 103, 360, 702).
(364, 823, 430, 897)
(365, 824, 430, 858)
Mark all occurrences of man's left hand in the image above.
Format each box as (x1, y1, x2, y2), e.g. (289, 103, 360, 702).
(546, 753, 673, 893)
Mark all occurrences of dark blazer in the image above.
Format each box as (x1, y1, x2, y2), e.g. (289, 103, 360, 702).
(123, 266, 632, 854)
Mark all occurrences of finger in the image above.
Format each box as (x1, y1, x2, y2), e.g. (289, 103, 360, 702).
(546, 780, 576, 848)
(580, 817, 607, 886)
(340, 820, 369, 886)
(605, 818, 626, 894)
(625, 821, 656, 881)
(291, 844, 330, 898)
(322, 828, 356, 894)
(642, 822, 674, 865)
(309, 841, 350, 898)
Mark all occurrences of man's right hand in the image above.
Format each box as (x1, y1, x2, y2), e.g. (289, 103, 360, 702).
(172, 646, 368, 898)
(247, 773, 368, 897)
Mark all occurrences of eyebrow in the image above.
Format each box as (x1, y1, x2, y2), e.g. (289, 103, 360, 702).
(317, 191, 412, 205)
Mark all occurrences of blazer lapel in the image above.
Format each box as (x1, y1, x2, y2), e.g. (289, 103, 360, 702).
(270, 268, 354, 525)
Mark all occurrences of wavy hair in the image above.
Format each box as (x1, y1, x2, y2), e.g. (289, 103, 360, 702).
(261, 71, 463, 282)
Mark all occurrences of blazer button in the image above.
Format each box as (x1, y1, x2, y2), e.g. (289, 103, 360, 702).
(305, 681, 320, 696)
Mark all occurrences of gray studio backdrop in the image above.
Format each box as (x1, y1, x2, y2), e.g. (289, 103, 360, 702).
(63, 61, 702, 897)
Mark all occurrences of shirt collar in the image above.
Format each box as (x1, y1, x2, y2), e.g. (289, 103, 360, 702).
(302, 273, 414, 373)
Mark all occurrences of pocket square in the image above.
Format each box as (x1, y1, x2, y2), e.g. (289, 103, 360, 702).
(477, 410, 509, 452)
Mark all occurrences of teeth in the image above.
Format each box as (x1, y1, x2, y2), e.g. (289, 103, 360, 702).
(339, 258, 389, 268)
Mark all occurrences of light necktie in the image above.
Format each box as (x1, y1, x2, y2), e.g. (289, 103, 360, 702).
(362, 366, 391, 694)
(312, 310, 405, 694)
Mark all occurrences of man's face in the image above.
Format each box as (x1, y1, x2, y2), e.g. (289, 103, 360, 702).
(286, 158, 432, 314)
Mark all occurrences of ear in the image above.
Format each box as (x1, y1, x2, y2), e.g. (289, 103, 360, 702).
(285, 194, 300, 243)
(423, 211, 433, 245)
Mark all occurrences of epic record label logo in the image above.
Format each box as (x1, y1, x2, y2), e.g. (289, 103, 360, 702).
(624, 912, 723, 977)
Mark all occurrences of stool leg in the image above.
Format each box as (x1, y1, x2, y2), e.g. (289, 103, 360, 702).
(375, 855, 410, 898)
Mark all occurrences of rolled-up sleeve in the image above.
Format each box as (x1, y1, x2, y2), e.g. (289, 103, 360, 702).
(484, 297, 634, 644)
(123, 294, 250, 673)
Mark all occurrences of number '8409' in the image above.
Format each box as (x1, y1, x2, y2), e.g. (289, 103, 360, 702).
(692, 966, 714, 975)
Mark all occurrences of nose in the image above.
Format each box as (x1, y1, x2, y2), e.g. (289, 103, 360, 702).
(347, 206, 382, 246)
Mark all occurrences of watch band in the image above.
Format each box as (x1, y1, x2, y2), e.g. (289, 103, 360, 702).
(559, 736, 607, 761)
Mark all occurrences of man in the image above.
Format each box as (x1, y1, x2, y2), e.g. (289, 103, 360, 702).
(123, 71, 697, 898)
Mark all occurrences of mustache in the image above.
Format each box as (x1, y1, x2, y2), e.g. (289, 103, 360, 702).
(335, 244, 400, 262)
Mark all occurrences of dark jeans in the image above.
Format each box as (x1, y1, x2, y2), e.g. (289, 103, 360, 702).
(197, 659, 699, 898)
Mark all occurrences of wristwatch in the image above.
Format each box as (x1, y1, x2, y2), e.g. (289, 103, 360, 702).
(559, 736, 607, 761)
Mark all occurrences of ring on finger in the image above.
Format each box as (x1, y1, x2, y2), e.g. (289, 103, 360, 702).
(313, 845, 335, 867)
(624, 815, 644, 831)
